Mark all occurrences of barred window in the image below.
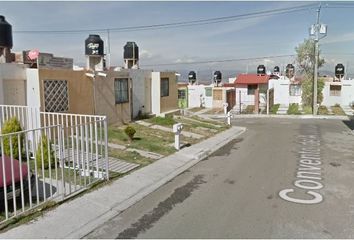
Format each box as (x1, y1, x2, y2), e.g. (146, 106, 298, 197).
(289, 84, 301, 96)
(114, 79, 129, 104)
(161, 78, 169, 97)
(44, 80, 69, 112)
(330, 85, 341, 96)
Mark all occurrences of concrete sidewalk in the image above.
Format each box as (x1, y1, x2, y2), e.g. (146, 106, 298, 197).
(0, 126, 246, 239)
(203, 113, 351, 120)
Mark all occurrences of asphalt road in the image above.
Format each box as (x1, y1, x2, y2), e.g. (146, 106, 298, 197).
(87, 118, 354, 239)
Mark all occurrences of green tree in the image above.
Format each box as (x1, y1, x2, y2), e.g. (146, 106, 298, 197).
(1, 117, 23, 159)
(295, 39, 325, 106)
(36, 135, 55, 170)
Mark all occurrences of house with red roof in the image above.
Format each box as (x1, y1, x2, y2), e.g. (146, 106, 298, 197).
(232, 73, 273, 111)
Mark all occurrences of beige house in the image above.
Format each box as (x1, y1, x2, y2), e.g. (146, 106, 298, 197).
(1, 62, 178, 125)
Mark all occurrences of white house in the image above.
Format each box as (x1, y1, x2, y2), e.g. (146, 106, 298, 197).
(322, 79, 354, 107)
(268, 76, 302, 106)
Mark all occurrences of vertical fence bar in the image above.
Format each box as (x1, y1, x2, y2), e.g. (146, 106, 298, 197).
(104, 118, 109, 180)
(46, 128, 53, 198)
(18, 134, 25, 212)
(9, 137, 17, 216)
(85, 118, 90, 184)
(53, 126, 59, 196)
(1, 137, 9, 220)
(32, 131, 39, 205)
(59, 126, 65, 199)
(94, 121, 99, 178)
(66, 125, 71, 195)
(40, 129, 46, 202)
(80, 124, 86, 187)
(25, 132, 33, 208)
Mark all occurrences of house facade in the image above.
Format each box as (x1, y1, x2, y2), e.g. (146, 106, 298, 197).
(322, 79, 354, 107)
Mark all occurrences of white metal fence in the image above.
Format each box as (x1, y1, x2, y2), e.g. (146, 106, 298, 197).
(0, 105, 108, 224)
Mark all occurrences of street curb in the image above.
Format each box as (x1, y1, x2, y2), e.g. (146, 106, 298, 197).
(204, 114, 351, 120)
(74, 126, 246, 238)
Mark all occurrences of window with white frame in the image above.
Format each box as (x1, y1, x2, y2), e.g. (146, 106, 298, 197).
(289, 84, 301, 96)
(114, 78, 129, 104)
(161, 78, 169, 97)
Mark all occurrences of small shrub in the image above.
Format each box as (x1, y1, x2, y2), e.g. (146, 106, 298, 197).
(334, 103, 341, 107)
(287, 103, 301, 115)
(331, 105, 345, 115)
(318, 106, 329, 115)
(302, 105, 312, 114)
(1, 117, 23, 159)
(36, 135, 54, 170)
(270, 104, 280, 114)
(124, 125, 136, 141)
(241, 105, 255, 114)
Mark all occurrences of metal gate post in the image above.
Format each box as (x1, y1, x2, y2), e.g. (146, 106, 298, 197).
(103, 118, 109, 180)
(58, 125, 65, 199)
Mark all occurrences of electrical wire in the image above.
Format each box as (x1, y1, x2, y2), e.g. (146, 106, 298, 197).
(13, 3, 317, 34)
(140, 54, 296, 67)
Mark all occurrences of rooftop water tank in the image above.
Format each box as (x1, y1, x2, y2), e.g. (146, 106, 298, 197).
(124, 42, 139, 60)
(0, 16, 13, 49)
(214, 71, 222, 84)
(285, 64, 295, 79)
(85, 34, 104, 56)
(188, 71, 196, 84)
(273, 66, 280, 73)
(335, 63, 345, 79)
(257, 65, 266, 75)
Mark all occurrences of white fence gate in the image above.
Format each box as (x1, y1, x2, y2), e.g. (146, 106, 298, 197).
(0, 105, 108, 224)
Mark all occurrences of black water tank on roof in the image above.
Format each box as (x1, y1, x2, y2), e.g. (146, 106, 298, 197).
(0, 16, 13, 49)
(274, 66, 280, 73)
(257, 65, 266, 75)
(124, 42, 139, 60)
(85, 34, 104, 56)
(286, 64, 295, 78)
(335, 63, 345, 79)
(188, 71, 196, 83)
(214, 71, 222, 84)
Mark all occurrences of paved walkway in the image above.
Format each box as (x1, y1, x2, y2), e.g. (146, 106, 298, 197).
(0, 126, 246, 239)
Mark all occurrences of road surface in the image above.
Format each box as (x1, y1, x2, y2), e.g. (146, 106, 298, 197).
(87, 118, 354, 238)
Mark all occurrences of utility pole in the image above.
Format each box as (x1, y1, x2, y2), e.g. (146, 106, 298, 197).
(309, 4, 327, 115)
(313, 6, 320, 115)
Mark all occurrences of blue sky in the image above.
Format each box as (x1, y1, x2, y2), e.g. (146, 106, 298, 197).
(2, 1, 354, 78)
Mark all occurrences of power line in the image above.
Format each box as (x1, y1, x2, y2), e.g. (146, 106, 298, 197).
(140, 54, 296, 67)
(13, 3, 317, 34)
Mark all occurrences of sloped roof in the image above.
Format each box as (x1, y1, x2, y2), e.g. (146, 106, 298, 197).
(235, 74, 271, 85)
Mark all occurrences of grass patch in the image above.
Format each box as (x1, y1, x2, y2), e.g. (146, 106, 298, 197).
(109, 124, 176, 156)
(270, 104, 280, 114)
(108, 148, 154, 167)
(318, 106, 329, 115)
(331, 105, 346, 115)
(303, 105, 312, 114)
(146, 116, 176, 127)
(287, 103, 301, 115)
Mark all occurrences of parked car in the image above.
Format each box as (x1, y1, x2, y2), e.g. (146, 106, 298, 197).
(0, 155, 35, 202)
